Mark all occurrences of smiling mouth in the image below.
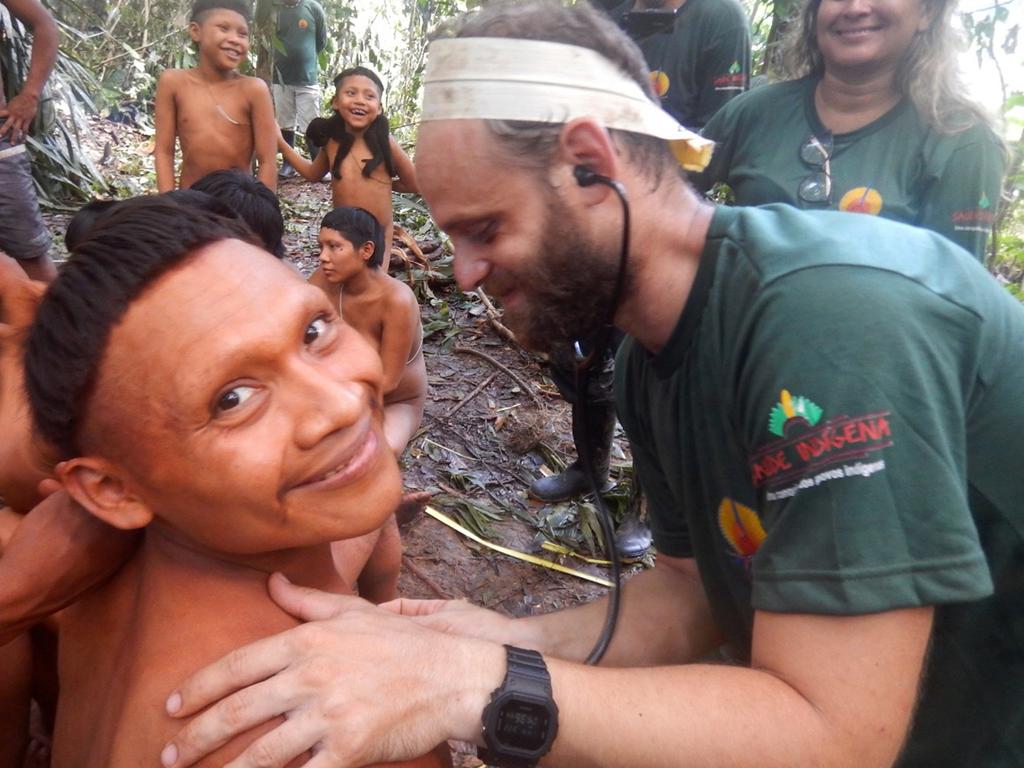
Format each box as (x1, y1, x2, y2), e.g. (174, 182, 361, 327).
(834, 26, 882, 37)
(295, 425, 381, 492)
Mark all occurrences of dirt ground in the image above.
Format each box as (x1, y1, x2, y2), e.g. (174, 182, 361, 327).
(36, 114, 646, 767)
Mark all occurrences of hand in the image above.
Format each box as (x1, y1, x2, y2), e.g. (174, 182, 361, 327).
(161, 573, 504, 768)
(0, 91, 40, 144)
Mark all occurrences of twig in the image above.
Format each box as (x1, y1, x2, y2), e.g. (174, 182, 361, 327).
(475, 288, 520, 346)
(454, 345, 544, 409)
(401, 555, 448, 599)
(444, 372, 497, 418)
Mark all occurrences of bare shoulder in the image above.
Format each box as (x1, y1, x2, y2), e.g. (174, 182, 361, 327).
(157, 68, 188, 91)
(385, 275, 420, 318)
(240, 74, 272, 98)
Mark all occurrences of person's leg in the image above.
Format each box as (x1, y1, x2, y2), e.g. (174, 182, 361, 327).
(273, 84, 298, 178)
(530, 335, 618, 502)
(293, 85, 322, 160)
(0, 142, 56, 284)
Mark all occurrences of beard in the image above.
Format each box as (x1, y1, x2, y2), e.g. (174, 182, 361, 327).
(499, 194, 622, 355)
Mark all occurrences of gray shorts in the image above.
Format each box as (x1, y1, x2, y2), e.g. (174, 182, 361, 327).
(272, 84, 321, 135)
(0, 139, 51, 261)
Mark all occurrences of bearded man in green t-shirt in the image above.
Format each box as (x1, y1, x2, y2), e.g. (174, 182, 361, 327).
(156, 5, 1023, 768)
(3, 3, 1021, 767)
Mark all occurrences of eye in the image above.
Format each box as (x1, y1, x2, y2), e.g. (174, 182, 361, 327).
(304, 315, 331, 345)
(216, 385, 256, 413)
(469, 221, 497, 244)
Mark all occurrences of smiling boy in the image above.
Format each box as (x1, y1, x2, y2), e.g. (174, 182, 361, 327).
(23, 199, 448, 767)
(154, 0, 277, 192)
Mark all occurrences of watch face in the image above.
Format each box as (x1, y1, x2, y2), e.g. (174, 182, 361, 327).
(496, 700, 551, 752)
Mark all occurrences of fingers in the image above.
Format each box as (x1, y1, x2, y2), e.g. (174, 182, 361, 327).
(166, 628, 306, 720)
(163, 661, 305, 767)
(221, 712, 324, 768)
(0, 115, 26, 144)
(267, 572, 368, 621)
(36, 479, 62, 498)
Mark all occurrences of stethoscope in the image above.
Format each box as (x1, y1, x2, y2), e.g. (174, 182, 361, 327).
(570, 164, 631, 665)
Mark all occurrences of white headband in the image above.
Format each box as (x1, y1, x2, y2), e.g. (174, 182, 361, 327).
(421, 37, 713, 172)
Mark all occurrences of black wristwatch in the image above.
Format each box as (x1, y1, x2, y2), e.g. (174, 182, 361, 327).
(478, 645, 559, 768)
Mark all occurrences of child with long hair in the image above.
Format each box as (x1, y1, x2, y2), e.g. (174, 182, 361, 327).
(278, 66, 418, 273)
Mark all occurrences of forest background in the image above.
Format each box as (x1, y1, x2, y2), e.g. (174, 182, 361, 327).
(2, 0, 1023, 286)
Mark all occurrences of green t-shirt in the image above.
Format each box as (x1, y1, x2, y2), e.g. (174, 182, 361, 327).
(272, 0, 327, 86)
(613, 0, 750, 129)
(692, 77, 1006, 261)
(615, 204, 1023, 766)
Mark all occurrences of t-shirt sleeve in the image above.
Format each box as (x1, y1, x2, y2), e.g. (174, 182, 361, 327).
(734, 264, 994, 615)
(313, 1, 327, 53)
(917, 126, 1005, 261)
(689, 101, 735, 194)
(692, 12, 750, 129)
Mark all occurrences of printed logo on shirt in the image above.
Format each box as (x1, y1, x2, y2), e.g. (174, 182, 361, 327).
(750, 390, 892, 501)
(712, 60, 745, 91)
(718, 497, 766, 570)
(951, 193, 995, 234)
(839, 187, 883, 215)
(650, 70, 670, 98)
(298, 18, 308, 29)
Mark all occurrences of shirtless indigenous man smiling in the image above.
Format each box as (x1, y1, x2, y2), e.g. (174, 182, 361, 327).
(19, 198, 449, 767)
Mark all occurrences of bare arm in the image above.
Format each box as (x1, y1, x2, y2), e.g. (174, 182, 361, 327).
(0, 491, 138, 646)
(248, 77, 278, 193)
(390, 136, 419, 194)
(0, 0, 58, 142)
(153, 71, 179, 192)
(162, 570, 932, 768)
(545, 606, 932, 768)
(278, 131, 328, 181)
(378, 284, 419, 397)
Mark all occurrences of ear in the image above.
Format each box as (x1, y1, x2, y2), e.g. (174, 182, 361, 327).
(359, 240, 376, 263)
(554, 117, 622, 204)
(56, 458, 154, 530)
(188, 21, 201, 43)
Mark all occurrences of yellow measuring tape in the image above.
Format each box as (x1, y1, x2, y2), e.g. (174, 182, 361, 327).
(424, 506, 613, 588)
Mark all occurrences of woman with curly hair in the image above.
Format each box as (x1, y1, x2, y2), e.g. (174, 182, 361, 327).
(692, 0, 1006, 261)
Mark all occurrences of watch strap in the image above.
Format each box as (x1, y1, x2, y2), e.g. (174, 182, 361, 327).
(478, 645, 558, 768)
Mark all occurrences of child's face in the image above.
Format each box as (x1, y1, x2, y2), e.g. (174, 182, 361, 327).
(80, 240, 399, 555)
(318, 227, 373, 284)
(332, 75, 382, 132)
(189, 9, 250, 71)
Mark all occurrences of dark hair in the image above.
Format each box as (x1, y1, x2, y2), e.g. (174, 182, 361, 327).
(25, 197, 255, 458)
(320, 206, 385, 269)
(311, 67, 395, 183)
(190, 0, 251, 23)
(65, 200, 119, 252)
(163, 188, 243, 221)
(191, 170, 285, 257)
(65, 191, 247, 255)
(434, 1, 672, 182)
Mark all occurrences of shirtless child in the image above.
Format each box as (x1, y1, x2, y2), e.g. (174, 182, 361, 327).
(315, 207, 427, 603)
(278, 66, 417, 273)
(21, 198, 450, 767)
(154, 0, 277, 192)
